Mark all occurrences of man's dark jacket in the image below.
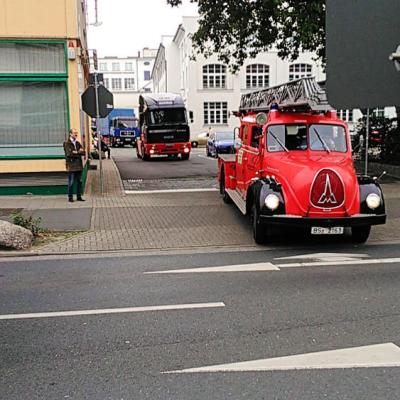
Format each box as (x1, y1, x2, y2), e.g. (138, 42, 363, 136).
(63, 139, 84, 172)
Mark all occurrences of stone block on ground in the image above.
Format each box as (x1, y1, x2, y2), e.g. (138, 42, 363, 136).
(0, 220, 33, 250)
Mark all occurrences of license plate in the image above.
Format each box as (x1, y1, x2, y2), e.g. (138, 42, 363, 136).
(165, 143, 174, 147)
(125, 138, 131, 141)
(311, 227, 344, 235)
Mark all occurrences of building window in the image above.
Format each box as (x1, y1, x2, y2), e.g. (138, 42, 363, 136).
(246, 64, 270, 88)
(144, 70, 151, 81)
(99, 62, 107, 72)
(203, 102, 228, 125)
(338, 109, 354, 122)
(289, 63, 312, 81)
(112, 62, 120, 72)
(0, 41, 68, 157)
(203, 64, 227, 89)
(103, 78, 110, 89)
(0, 42, 66, 74)
(372, 108, 385, 118)
(124, 78, 135, 90)
(125, 62, 133, 71)
(111, 78, 122, 90)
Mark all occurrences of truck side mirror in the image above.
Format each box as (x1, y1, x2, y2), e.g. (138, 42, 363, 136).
(189, 111, 194, 123)
(234, 138, 242, 150)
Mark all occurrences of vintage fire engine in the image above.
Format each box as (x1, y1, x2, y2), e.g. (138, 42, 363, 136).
(218, 78, 386, 244)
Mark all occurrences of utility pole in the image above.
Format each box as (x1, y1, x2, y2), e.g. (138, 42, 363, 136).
(365, 108, 370, 175)
(94, 72, 103, 195)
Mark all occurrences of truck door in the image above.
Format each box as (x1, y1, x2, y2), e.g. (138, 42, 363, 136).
(235, 124, 249, 196)
(246, 125, 262, 178)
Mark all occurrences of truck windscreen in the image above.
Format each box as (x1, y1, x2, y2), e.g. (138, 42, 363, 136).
(117, 119, 138, 129)
(148, 108, 187, 125)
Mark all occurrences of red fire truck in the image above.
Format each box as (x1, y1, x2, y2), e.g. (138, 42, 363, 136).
(136, 93, 192, 161)
(218, 78, 386, 244)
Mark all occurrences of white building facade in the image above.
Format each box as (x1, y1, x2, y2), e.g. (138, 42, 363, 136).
(152, 17, 327, 139)
(90, 48, 157, 109)
(152, 17, 396, 139)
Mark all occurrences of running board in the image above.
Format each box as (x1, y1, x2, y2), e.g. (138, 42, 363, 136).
(226, 189, 247, 215)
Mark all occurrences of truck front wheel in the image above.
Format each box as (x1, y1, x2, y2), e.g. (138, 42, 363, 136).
(351, 226, 371, 243)
(252, 204, 270, 245)
(143, 153, 150, 161)
(181, 153, 190, 161)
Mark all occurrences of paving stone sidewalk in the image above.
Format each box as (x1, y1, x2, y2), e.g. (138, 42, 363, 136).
(1, 157, 400, 255)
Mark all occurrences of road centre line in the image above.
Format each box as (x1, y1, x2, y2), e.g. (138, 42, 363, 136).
(125, 188, 218, 194)
(146, 257, 400, 274)
(0, 302, 225, 321)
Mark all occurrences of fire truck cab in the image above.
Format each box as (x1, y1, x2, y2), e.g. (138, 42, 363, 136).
(218, 78, 386, 244)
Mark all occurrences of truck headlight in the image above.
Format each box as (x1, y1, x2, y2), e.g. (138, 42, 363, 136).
(366, 193, 381, 209)
(265, 194, 280, 211)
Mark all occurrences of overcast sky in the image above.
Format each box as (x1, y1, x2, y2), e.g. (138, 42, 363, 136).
(87, 0, 198, 57)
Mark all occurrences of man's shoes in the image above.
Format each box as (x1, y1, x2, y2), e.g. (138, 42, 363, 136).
(68, 198, 74, 203)
(77, 197, 85, 202)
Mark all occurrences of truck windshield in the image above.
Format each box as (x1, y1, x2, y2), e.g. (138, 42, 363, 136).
(267, 124, 307, 152)
(148, 108, 187, 125)
(267, 124, 347, 153)
(116, 119, 138, 129)
(309, 124, 347, 152)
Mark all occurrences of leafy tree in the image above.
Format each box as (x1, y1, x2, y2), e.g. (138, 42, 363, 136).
(167, 0, 325, 71)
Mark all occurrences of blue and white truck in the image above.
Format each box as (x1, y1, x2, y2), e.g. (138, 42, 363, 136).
(97, 108, 140, 147)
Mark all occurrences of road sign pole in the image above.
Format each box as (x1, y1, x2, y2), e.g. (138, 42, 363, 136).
(94, 72, 103, 195)
(365, 108, 370, 175)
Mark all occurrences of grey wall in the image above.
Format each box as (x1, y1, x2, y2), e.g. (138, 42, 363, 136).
(326, 0, 400, 109)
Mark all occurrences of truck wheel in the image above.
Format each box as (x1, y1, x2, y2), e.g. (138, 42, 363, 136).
(136, 148, 140, 159)
(181, 154, 190, 161)
(143, 153, 150, 161)
(220, 170, 232, 204)
(252, 204, 268, 245)
(351, 226, 371, 243)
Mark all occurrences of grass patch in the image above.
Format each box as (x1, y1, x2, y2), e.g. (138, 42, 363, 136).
(33, 230, 86, 248)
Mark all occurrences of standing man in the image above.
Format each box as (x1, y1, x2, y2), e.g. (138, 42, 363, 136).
(64, 128, 86, 202)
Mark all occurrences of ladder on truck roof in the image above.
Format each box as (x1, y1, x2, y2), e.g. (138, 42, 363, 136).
(239, 77, 331, 114)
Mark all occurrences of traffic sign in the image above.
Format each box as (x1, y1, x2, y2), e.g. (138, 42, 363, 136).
(81, 85, 114, 118)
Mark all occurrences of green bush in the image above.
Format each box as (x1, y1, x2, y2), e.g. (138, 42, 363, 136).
(10, 212, 43, 237)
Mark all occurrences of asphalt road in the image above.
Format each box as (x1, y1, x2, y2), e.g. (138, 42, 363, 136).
(1, 243, 400, 399)
(112, 147, 219, 191)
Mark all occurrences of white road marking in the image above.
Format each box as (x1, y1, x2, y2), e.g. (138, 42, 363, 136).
(0, 302, 225, 321)
(125, 188, 217, 194)
(165, 343, 400, 373)
(275, 253, 369, 262)
(146, 257, 400, 275)
(145, 262, 279, 274)
(278, 257, 400, 268)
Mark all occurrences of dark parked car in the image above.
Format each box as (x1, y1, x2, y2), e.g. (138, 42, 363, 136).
(206, 131, 235, 157)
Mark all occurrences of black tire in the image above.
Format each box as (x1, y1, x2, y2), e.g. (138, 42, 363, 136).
(252, 204, 269, 245)
(351, 226, 371, 243)
(181, 153, 190, 161)
(143, 153, 150, 161)
(206, 147, 210, 157)
(220, 170, 232, 204)
(136, 148, 140, 159)
(215, 149, 218, 158)
(191, 141, 198, 148)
